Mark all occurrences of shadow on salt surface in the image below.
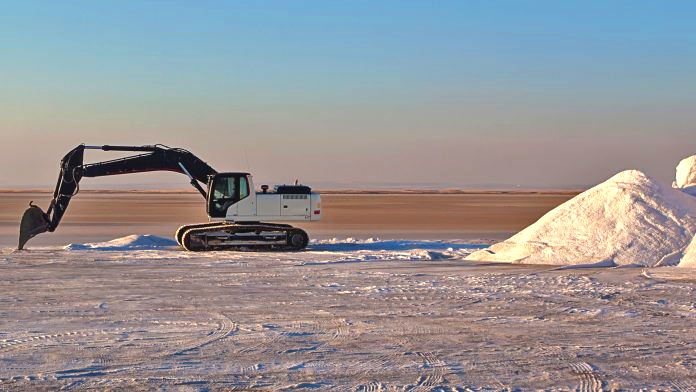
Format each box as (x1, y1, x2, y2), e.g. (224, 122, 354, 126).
(308, 238, 486, 252)
(303, 238, 488, 264)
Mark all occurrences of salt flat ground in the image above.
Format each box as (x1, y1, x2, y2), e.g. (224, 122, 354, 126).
(1, 192, 695, 390)
(1, 243, 695, 390)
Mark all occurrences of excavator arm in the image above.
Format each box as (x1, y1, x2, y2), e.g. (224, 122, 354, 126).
(18, 144, 217, 249)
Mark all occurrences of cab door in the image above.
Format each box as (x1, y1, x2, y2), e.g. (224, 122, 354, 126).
(207, 174, 236, 218)
(234, 176, 256, 218)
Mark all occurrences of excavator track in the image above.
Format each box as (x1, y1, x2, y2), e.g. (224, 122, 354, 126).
(180, 222, 310, 252)
(175, 222, 223, 246)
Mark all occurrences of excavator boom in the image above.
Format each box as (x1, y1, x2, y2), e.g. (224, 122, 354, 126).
(18, 144, 217, 249)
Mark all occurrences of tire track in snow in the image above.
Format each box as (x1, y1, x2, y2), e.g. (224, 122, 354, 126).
(237, 330, 283, 355)
(347, 352, 395, 390)
(166, 313, 238, 356)
(406, 351, 446, 391)
(349, 322, 414, 391)
(328, 319, 352, 343)
(671, 379, 696, 391)
(570, 362, 603, 392)
(353, 381, 385, 391)
(0, 312, 238, 383)
(0, 328, 129, 352)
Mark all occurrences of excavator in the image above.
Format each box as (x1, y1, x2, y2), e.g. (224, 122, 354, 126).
(18, 144, 321, 251)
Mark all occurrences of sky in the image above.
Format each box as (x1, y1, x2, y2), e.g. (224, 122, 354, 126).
(1, 1, 695, 189)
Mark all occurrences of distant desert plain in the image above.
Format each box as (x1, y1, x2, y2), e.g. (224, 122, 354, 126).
(0, 190, 579, 247)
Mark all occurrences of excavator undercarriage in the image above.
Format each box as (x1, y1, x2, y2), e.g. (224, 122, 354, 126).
(176, 222, 309, 251)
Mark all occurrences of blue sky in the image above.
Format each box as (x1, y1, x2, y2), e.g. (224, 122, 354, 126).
(1, 1, 694, 188)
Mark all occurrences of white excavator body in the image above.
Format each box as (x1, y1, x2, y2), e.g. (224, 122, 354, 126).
(205, 173, 322, 223)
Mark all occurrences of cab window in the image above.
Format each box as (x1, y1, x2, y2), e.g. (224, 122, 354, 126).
(213, 177, 235, 200)
(240, 176, 249, 199)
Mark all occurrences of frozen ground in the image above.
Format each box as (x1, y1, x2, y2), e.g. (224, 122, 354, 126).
(1, 237, 695, 390)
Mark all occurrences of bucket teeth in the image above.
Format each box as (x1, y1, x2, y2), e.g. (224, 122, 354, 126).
(18, 203, 50, 250)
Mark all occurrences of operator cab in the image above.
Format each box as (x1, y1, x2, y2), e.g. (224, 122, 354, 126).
(207, 173, 250, 218)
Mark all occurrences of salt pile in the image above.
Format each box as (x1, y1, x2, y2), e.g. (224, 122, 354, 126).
(673, 155, 696, 196)
(466, 170, 696, 267)
(678, 236, 696, 268)
(675, 155, 696, 268)
(65, 234, 178, 251)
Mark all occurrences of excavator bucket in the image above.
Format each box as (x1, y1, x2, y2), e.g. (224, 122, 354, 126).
(18, 202, 50, 250)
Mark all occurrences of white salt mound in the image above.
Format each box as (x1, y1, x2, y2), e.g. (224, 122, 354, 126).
(466, 170, 696, 266)
(673, 155, 696, 196)
(678, 236, 696, 268)
(65, 234, 178, 251)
